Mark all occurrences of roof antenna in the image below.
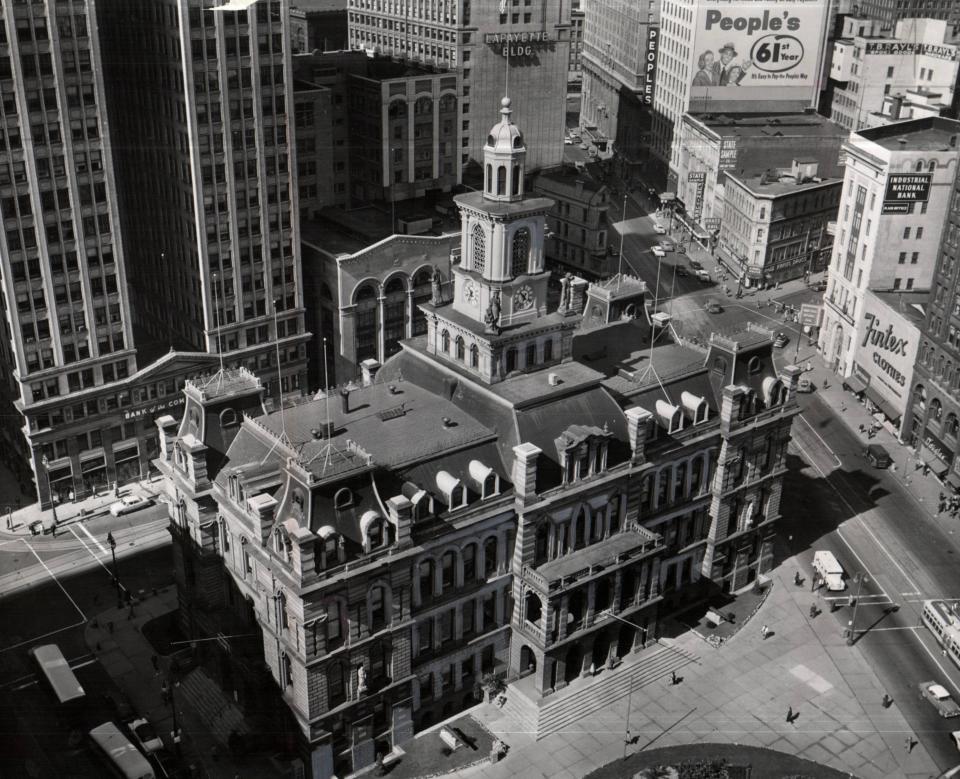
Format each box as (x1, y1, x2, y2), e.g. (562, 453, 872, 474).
(272, 296, 289, 446)
(202, 271, 226, 393)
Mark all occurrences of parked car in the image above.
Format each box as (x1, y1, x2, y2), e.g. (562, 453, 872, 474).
(675, 266, 689, 277)
(706, 300, 723, 314)
(653, 223, 666, 234)
(864, 444, 892, 469)
(689, 259, 703, 270)
(659, 239, 674, 251)
(797, 378, 815, 393)
(651, 246, 666, 258)
(109, 494, 152, 517)
(920, 681, 960, 718)
(563, 138, 573, 145)
(127, 717, 164, 754)
(695, 269, 712, 283)
(773, 332, 789, 348)
(811, 279, 827, 291)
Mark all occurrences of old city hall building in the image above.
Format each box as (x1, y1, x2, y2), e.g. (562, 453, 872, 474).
(156, 100, 801, 778)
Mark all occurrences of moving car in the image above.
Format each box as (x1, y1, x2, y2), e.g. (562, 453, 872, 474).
(652, 246, 666, 258)
(705, 300, 723, 314)
(695, 269, 711, 283)
(689, 259, 703, 270)
(128, 717, 164, 754)
(864, 444, 891, 469)
(675, 266, 689, 277)
(773, 332, 789, 348)
(797, 378, 815, 393)
(109, 494, 153, 517)
(919, 681, 960, 718)
(653, 224, 666, 234)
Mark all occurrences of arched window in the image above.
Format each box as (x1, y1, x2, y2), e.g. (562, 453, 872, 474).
(462, 543, 476, 581)
(486, 164, 492, 193)
(691, 455, 705, 494)
(512, 164, 521, 196)
(455, 335, 465, 361)
(354, 283, 379, 363)
(483, 536, 498, 577)
(411, 267, 433, 335)
(573, 506, 587, 550)
(334, 488, 353, 510)
(472, 223, 485, 274)
(368, 518, 384, 549)
(608, 494, 621, 533)
(673, 462, 687, 502)
(914, 383, 927, 409)
(418, 559, 434, 603)
(931, 397, 943, 420)
(383, 276, 407, 359)
(328, 662, 346, 706)
(441, 550, 456, 588)
(497, 165, 506, 195)
(469, 343, 479, 368)
(441, 329, 450, 353)
(369, 585, 387, 631)
(511, 228, 530, 276)
(534, 523, 549, 564)
(929, 160, 937, 172)
(916, 160, 925, 172)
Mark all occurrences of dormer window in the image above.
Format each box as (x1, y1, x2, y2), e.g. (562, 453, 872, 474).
(334, 487, 353, 511)
(360, 510, 385, 553)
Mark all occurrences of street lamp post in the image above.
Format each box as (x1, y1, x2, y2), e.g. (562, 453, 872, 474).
(169, 678, 182, 757)
(107, 531, 123, 609)
(846, 572, 868, 645)
(600, 611, 651, 759)
(40, 455, 58, 528)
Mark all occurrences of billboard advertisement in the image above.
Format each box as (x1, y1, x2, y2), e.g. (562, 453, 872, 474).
(644, 26, 660, 105)
(689, 1, 826, 111)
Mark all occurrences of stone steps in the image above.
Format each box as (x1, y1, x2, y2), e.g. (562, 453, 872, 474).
(176, 667, 249, 745)
(536, 641, 699, 740)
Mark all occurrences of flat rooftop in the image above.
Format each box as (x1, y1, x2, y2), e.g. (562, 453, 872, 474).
(730, 172, 842, 197)
(855, 116, 960, 151)
(687, 112, 847, 141)
(872, 289, 930, 326)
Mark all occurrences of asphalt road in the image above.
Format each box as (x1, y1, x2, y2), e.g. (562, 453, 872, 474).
(787, 393, 960, 770)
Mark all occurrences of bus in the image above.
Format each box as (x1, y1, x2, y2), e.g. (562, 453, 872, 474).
(28, 643, 85, 705)
(88, 722, 156, 779)
(921, 600, 960, 667)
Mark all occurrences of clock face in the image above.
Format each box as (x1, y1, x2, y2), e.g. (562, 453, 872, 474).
(463, 280, 479, 307)
(513, 285, 534, 311)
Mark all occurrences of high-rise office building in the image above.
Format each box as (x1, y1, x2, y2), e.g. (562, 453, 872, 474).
(651, 0, 828, 190)
(346, 0, 571, 172)
(0, 1, 140, 498)
(855, 0, 960, 36)
(98, 0, 310, 400)
(579, 0, 659, 171)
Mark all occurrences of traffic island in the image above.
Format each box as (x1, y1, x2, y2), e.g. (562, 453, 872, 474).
(671, 579, 773, 648)
(586, 743, 856, 779)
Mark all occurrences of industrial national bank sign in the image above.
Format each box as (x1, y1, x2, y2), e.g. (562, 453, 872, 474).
(485, 31, 553, 58)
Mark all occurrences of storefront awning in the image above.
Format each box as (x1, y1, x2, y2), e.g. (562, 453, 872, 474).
(920, 443, 950, 476)
(842, 375, 868, 394)
(864, 385, 901, 423)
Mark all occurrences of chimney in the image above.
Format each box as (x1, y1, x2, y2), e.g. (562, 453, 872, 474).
(339, 387, 350, 414)
(360, 358, 381, 387)
(387, 495, 413, 548)
(719, 384, 749, 433)
(156, 415, 179, 462)
(512, 443, 542, 506)
(249, 493, 279, 545)
(625, 406, 653, 465)
(575, 180, 584, 196)
(890, 94, 903, 120)
(569, 277, 589, 315)
(780, 363, 803, 405)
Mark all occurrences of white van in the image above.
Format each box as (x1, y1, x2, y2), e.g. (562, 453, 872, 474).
(813, 550, 846, 591)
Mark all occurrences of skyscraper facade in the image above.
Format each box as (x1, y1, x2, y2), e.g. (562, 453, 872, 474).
(855, 0, 960, 35)
(346, 0, 571, 172)
(98, 0, 310, 400)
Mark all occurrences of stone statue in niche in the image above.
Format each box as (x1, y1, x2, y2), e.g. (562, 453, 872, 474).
(431, 266, 443, 306)
(558, 273, 572, 314)
(484, 291, 502, 335)
(357, 665, 367, 697)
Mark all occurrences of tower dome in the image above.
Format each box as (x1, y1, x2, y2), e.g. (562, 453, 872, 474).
(483, 97, 527, 203)
(485, 97, 525, 153)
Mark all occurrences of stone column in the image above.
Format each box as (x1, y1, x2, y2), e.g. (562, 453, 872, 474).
(585, 582, 596, 627)
(376, 296, 386, 363)
(580, 637, 595, 677)
(557, 595, 569, 640)
(405, 290, 415, 339)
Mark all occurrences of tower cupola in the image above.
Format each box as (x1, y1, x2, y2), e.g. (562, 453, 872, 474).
(483, 97, 526, 203)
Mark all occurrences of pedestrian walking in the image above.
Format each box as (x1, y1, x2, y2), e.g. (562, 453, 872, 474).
(670, 670, 678, 685)
(761, 624, 770, 640)
(858, 424, 866, 434)
(939, 501, 947, 515)
(905, 736, 914, 753)
(882, 693, 892, 708)
(786, 705, 793, 722)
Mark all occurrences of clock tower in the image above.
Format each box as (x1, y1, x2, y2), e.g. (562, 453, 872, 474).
(419, 97, 583, 385)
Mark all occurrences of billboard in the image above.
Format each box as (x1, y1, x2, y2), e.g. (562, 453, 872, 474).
(688, 171, 706, 223)
(884, 173, 931, 203)
(644, 26, 660, 105)
(689, 1, 826, 112)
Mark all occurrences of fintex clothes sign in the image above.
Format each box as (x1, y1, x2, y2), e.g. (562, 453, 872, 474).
(851, 291, 919, 419)
(688, 1, 826, 112)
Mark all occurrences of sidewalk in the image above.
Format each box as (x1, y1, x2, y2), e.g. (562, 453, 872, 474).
(453, 561, 939, 779)
(84, 588, 284, 779)
(0, 476, 164, 538)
